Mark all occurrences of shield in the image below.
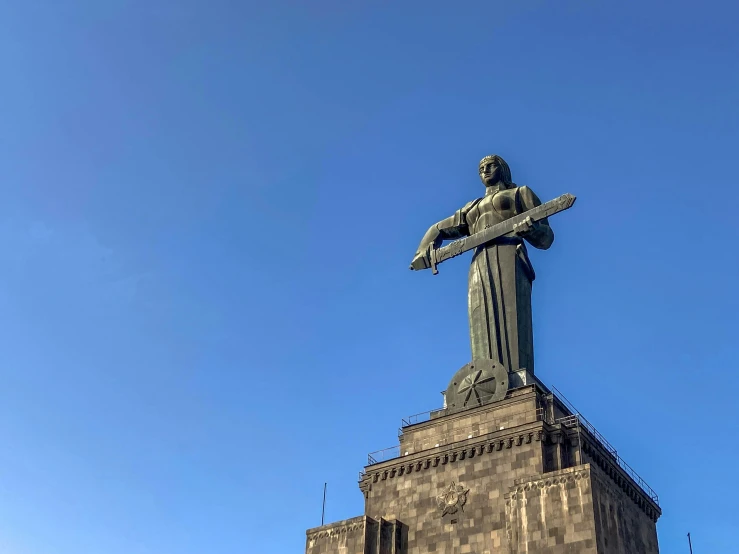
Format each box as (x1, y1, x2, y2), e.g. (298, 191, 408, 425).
(444, 359, 509, 414)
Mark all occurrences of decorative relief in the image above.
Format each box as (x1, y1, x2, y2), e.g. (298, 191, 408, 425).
(458, 368, 499, 406)
(437, 482, 470, 516)
(508, 468, 591, 500)
(444, 360, 509, 414)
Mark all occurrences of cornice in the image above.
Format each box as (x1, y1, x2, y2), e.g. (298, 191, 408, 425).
(581, 441, 661, 522)
(359, 425, 547, 498)
(306, 517, 368, 541)
(507, 465, 592, 499)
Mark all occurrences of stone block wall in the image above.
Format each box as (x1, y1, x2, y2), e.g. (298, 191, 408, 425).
(306, 516, 371, 554)
(310, 385, 661, 554)
(306, 516, 407, 554)
(590, 467, 659, 554)
(506, 465, 598, 553)
(362, 422, 546, 553)
(399, 387, 544, 455)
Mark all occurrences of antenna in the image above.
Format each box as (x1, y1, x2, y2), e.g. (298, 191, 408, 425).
(687, 532, 693, 554)
(321, 483, 327, 526)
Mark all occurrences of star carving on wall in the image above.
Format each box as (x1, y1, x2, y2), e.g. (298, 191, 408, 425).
(457, 368, 497, 406)
(437, 482, 469, 516)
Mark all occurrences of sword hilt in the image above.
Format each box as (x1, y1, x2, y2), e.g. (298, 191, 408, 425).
(430, 246, 439, 275)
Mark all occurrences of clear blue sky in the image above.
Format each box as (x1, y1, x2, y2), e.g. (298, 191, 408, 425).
(1, 1, 737, 553)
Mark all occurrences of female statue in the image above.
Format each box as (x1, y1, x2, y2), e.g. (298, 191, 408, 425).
(410, 155, 554, 374)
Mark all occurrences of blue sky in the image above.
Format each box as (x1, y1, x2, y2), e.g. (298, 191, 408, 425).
(1, 1, 737, 552)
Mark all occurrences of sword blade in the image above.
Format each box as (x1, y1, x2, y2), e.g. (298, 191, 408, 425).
(430, 193, 576, 273)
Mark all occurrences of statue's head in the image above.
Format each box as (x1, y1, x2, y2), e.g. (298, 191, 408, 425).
(479, 155, 512, 188)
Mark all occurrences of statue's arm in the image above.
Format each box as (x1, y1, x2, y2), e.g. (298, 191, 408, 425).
(518, 186, 554, 250)
(410, 201, 475, 270)
(417, 214, 468, 249)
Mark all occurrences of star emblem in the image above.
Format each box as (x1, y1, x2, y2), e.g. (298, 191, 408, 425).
(457, 369, 497, 407)
(437, 482, 469, 516)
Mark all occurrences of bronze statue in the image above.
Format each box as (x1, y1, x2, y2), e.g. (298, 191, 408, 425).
(410, 155, 567, 375)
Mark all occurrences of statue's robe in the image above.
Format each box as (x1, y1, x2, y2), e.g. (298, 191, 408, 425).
(441, 185, 553, 372)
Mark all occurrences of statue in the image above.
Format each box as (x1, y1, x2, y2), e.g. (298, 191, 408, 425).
(410, 155, 574, 376)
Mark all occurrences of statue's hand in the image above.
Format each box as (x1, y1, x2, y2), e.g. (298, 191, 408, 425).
(409, 251, 431, 271)
(513, 216, 535, 237)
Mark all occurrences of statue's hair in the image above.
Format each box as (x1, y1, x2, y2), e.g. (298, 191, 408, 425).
(478, 155, 512, 185)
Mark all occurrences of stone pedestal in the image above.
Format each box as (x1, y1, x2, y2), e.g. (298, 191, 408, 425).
(306, 382, 660, 554)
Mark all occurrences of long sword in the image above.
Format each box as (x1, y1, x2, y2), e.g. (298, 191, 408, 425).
(422, 193, 576, 275)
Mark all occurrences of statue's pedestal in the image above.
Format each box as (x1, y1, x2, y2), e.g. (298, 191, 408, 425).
(305, 381, 661, 554)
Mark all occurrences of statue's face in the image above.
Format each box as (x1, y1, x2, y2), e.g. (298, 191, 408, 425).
(479, 158, 501, 187)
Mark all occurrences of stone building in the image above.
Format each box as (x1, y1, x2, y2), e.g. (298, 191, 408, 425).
(305, 372, 660, 554)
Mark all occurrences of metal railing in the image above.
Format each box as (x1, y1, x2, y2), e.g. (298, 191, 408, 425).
(552, 387, 618, 455)
(552, 387, 659, 505)
(556, 413, 659, 504)
(401, 410, 433, 427)
(367, 445, 401, 465)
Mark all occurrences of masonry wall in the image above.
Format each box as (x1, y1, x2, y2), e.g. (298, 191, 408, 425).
(306, 516, 372, 554)
(590, 468, 660, 554)
(505, 465, 598, 554)
(363, 422, 546, 553)
(312, 387, 661, 554)
(306, 517, 407, 554)
(399, 391, 543, 456)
